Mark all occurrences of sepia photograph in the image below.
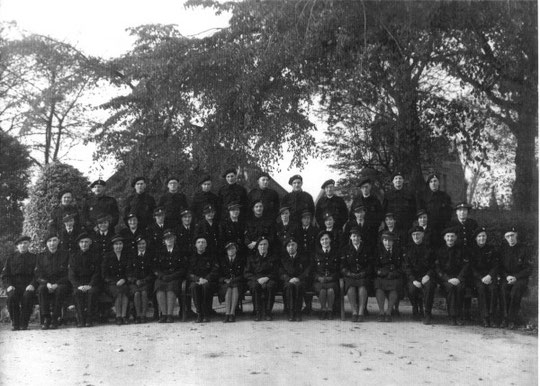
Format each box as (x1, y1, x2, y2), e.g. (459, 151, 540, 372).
(0, 0, 537, 385)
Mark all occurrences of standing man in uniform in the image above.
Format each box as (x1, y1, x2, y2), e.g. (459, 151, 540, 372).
(158, 177, 188, 229)
(315, 179, 348, 231)
(218, 168, 248, 222)
(248, 172, 280, 221)
(124, 176, 156, 230)
(350, 177, 383, 250)
(383, 172, 416, 234)
(81, 179, 119, 233)
(191, 175, 219, 224)
(281, 175, 315, 226)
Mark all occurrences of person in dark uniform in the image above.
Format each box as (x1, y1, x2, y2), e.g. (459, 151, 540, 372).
(176, 209, 196, 256)
(435, 227, 469, 326)
(102, 235, 130, 325)
(280, 237, 311, 322)
(341, 227, 372, 322)
(127, 235, 155, 323)
(281, 175, 315, 226)
(275, 207, 299, 253)
(219, 201, 245, 249)
(158, 177, 188, 229)
(218, 242, 246, 323)
(350, 178, 383, 248)
(1, 236, 36, 330)
(470, 227, 499, 328)
(373, 231, 402, 322)
(68, 232, 101, 327)
(49, 189, 81, 233)
(342, 204, 369, 249)
(91, 214, 114, 260)
(59, 213, 81, 255)
(417, 173, 452, 242)
(146, 207, 167, 252)
(248, 172, 280, 221)
(244, 236, 278, 321)
(382, 172, 416, 234)
(35, 234, 70, 330)
(188, 237, 219, 323)
(379, 213, 405, 251)
(402, 226, 436, 324)
(153, 230, 187, 323)
(321, 212, 342, 249)
(191, 175, 219, 224)
(124, 176, 156, 230)
(194, 204, 220, 253)
(315, 179, 348, 230)
(119, 213, 146, 257)
(81, 179, 119, 232)
(245, 201, 276, 253)
(218, 168, 248, 222)
(296, 210, 319, 314)
(414, 209, 437, 248)
(499, 227, 532, 329)
(312, 230, 340, 320)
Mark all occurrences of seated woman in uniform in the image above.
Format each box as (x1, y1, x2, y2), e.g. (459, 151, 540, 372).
(119, 213, 145, 256)
(127, 235, 155, 323)
(102, 235, 130, 325)
(244, 236, 278, 321)
(188, 236, 219, 323)
(312, 230, 340, 320)
(245, 201, 275, 253)
(154, 230, 187, 323)
(373, 231, 402, 322)
(279, 237, 311, 322)
(341, 227, 372, 322)
(275, 207, 298, 253)
(218, 241, 246, 323)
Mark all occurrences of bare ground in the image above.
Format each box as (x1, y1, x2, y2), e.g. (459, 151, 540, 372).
(0, 300, 537, 386)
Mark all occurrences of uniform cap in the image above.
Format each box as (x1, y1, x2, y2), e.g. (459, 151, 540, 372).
(111, 234, 123, 244)
(90, 179, 106, 188)
(384, 212, 395, 219)
(504, 226, 518, 236)
(416, 209, 428, 218)
(257, 171, 270, 180)
(76, 232, 92, 242)
(162, 229, 176, 240)
(227, 202, 241, 211)
(135, 235, 147, 244)
(279, 206, 291, 215)
(284, 237, 298, 246)
(15, 235, 31, 245)
(454, 201, 472, 211)
(153, 207, 166, 216)
(392, 171, 404, 180)
(62, 213, 76, 223)
(409, 225, 425, 235)
(198, 175, 211, 185)
(222, 168, 237, 178)
(349, 227, 362, 236)
(353, 204, 366, 212)
(288, 174, 302, 185)
(442, 226, 458, 236)
(381, 230, 396, 240)
(323, 211, 334, 220)
(131, 176, 146, 187)
(166, 177, 179, 184)
(321, 179, 335, 190)
(358, 177, 372, 188)
(301, 209, 312, 218)
(43, 233, 59, 243)
(180, 208, 192, 217)
(125, 212, 138, 221)
(202, 204, 215, 214)
(96, 213, 111, 224)
(225, 241, 238, 250)
(473, 226, 487, 239)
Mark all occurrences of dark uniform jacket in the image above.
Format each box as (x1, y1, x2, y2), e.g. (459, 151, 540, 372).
(382, 188, 416, 231)
(244, 252, 278, 282)
(118, 227, 146, 257)
(219, 218, 246, 251)
(325, 227, 343, 250)
(279, 252, 311, 283)
(248, 187, 280, 221)
(158, 191, 188, 228)
(101, 252, 130, 285)
(218, 183, 248, 221)
(176, 224, 196, 256)
(450, 218, 479, 250)
(245, 216, 276, 247)
(350, 194, 383, 230)
(1, 251, 37, 288)
(470, 244, 499, 280)
(127, 250, 155, 283)
(188, 250, 219, 282)
(194, 220, 220, 253)
(435, 245, 469, 283)
(374, 247, 402, 279)
(91, 230, 114, 260)
(146, 222, 166, 252)
(59, 225, 81, 255)
(50, 204, 80, 233)
(81, 194, 120, 230)
(312, 248, 341, 282)
(124, 192, 156, 229)
(417, 190, 452, 231)
(154, 246, 187, 281)
(276, 222, 299, 250)
(315, 195, 348, 230)
(296, 224, 319, 255)
(340, 243, 372, 279)
(342, 220, 370, 248)
(281, 191, 315, 225)
(191, 190, 219, 223)
(499, 243, 532, 281)
(403, 242, 434, 282)
(218, 254, 246, 285)
(68, 249, 101, 288)
(35, 249, 69, 286)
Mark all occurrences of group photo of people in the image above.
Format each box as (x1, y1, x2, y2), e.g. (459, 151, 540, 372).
(2, 169, 533, 331)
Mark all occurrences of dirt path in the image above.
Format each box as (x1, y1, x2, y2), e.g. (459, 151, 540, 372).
(0, 304, 537, 386)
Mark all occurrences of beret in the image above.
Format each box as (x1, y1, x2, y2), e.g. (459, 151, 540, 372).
(288, 174, 302, 185)
(62, 213, 76, 223)
(349, 227, 362, 236)
(224, 241, 238, 250)
(384, 212, 395, 219)
(90, 179, 106, 188)
(426, 173, 440, 183)
(222, 168, 237, 178)
(321, 179, 335, 189)
(317, 230, 333, 241)
(257, 171, 270, 180)
(153, 207, 166, 216)
(416, 209, 428, 218)
(358, 177, 372, 187)
(43, 233, 59, 243)
(162, 229, 176, 240)
(96, 213, 111, 224)
(57, 189, 72, 200)
(352, 204, 366, 212)
(227, 202, 241, 211)
(279, 206, 291, 215)
(392, 171, 404, 180)
(111, 234, 123, 244)
(323, 211, 334, 220)
(301, 210, 312, 218)
(166, 177, 179, 184)
(454, 201, 472, 210)
(284, 237, 298, 246)
(409, 225, 425, 235)
(504, 226, 518, 235)
(202, 204, 215, 214)
(473, 226, 487, 239)
(255, 235, 270, 248)
(442, 227, 458, 236)
(198, 175, 211, 185)
(76, 232, 92, 242)
(131, 176, 146, 187)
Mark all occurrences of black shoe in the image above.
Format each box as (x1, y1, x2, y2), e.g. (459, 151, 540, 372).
(327, 311, 334, 320)
(385, 315, 392, 323)
(357, 315, 365, 323)
(319, 311, 326, 320)
(265, 313, 273, 321)
(296, 313, 302, 322)
(50, 322, 58, 330)
(20, 325, 28, 330)
(195, 314, 203, 323)
(158, 316, 167, 323)
(423, 315, 432, 325)
(140, 316, 147, 324)
(508, 322, 516, 330)
(85, 321, 93, 327)
(223, 315, 230, 323)
(288, 313, 295, 322)
(135, 317, 141, 324)
(377, 314, 385, 322)
(202, 317, 210, 323)
(230, 315, 236, 323)
(450, 317, 457, 326)
(302, 306, 312, 315)
(166, 315, 174, 323)
(254, 311, 262, 322)
(352, 315, 358, 323)
(500, 319, 508, 329)
(456, 318, 465, 326)
(76, 321, 84, 328)
(116, 317, 122, 325)
(482, 318, 489, 328)
(11, 325, 20, 331)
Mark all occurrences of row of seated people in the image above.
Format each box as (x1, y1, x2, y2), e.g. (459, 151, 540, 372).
(2, 209, 532, 330)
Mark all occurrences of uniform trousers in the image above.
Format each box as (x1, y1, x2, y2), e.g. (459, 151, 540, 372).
(7, 287, 35, 328)
(37, 284, 70, 321)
